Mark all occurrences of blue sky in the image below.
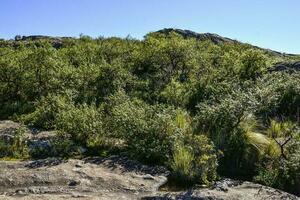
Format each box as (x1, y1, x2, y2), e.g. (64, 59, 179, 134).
(1, 0, 299, 53)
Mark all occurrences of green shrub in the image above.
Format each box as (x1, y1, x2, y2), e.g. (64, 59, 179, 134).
(255, 150, 300, 196)
(255, 122, 300, 196)
(171, 143, 194, 181)
(55, 104, 104, 146)
(0, 140, 15, 158)
(21, 94, 74, 129)
(171, 134, 218, 185)
(108, 94, 218, 183)
(108, 94, 176, 163)
(239, 49, 266, 80)
(255, 73, 300, 122)
(0, 101, 33, 120)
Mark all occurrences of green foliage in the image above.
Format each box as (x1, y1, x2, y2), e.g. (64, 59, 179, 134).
(107, 92, 177, 163)
(255, 121, 300, 195)
(55, 104, 104, 146)
(239, 49, 266, 80)
(255, 73, 300, 121)
(172, 144, 194, 181)
(160, 79, 189, 107)
(0, 31, 299, 194)
(21, 93, 74, 129)
(255, 144, 300, 195)
(171, 134, 218, 185)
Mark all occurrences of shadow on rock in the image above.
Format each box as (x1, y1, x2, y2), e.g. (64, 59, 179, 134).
(141, 190, 211, 200)
(83, 155, 169, 176)
(25, 158, 65, 169)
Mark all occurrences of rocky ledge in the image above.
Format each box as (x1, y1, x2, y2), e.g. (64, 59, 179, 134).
(0, 156, 298, 200)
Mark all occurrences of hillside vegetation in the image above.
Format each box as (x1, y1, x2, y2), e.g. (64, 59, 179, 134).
(0, 29, 299, 195)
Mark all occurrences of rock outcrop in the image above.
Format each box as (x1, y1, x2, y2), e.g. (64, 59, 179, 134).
(0, 156, 169, 200)
(156, 28, 299, 57)
(0, 120, 24, 143)
(268, 61, 300, 73)
(0, 120, 68, 158)
(156, 28, 236, 45)
(0, 157, 298, 200)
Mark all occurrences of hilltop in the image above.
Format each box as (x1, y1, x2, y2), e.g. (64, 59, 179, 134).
(1, 28, 300, 57)
(156, 28, 299, 57)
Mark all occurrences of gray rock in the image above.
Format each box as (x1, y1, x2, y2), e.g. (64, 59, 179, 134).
(268, 61, 300, 73)
(0, 157, 298, 200)
(156, 28, 299, 57)
(0, 120, 26, 144)
(156, 28, 235, 45)
(143, 174, 155, 180)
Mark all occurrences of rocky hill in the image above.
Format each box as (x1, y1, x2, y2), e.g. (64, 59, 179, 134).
(156, 28, 299, 57)
(0, 29, 300, 199)
(1, 28, 299, 58)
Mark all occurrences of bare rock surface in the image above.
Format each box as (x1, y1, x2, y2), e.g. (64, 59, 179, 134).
(0, 157, 298, 200)
(0, 120, 65, 156)
(144, 180, 299, 200)
(0, 156, 168, 200)
(0, 120, 26, 143)
(0, 120, 57, 142)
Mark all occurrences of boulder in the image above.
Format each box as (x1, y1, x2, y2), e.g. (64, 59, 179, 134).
(268, 61, 300, 73)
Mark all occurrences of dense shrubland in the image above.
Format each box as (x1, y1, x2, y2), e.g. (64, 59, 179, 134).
(0, 31, 299, 195)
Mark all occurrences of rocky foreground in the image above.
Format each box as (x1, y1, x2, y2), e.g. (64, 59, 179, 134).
(0, 156, 298, 200)
(0, 120, 299, 199)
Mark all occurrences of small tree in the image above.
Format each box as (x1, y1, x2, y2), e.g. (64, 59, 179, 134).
(267, 120, 297, 160)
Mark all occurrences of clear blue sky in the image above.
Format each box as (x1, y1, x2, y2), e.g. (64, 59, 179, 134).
(1, 0, 299, 53)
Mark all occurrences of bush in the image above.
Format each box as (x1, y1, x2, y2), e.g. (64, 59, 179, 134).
(194, 89, 264, 178)
(107, 93, 218, 183)
(171, 134, 218, 185)
(55, 104, 104, 146)
(239, 49, 266, 80)
(171, 143, 194, 182)
(255, 150, 300, 196)
(255, 123, 300, 196)
(107, 93, 176, 163)
(21, 94, 74, 129)
(255, 73, 300, 122)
